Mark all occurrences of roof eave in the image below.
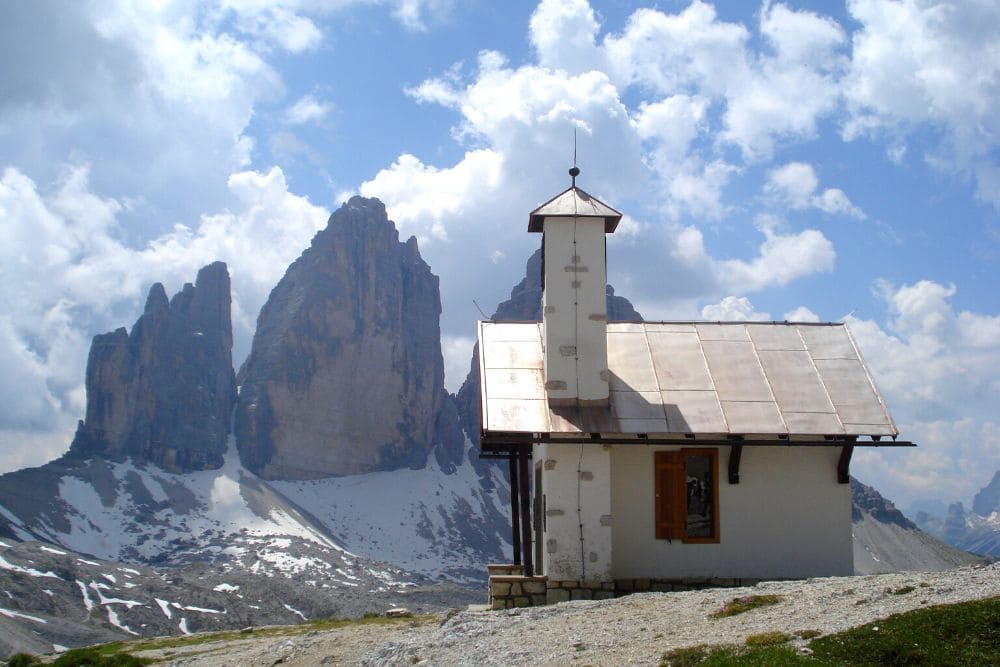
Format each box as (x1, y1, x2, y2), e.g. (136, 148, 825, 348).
(527, 186, 622, 233)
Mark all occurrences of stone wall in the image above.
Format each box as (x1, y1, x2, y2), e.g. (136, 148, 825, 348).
(487, 564, 764, 609)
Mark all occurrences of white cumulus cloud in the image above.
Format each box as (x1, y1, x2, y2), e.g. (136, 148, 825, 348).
(765, 162, 865, 218)
(700, 296, 771, 321)
(286, 94, 332, 124)
(847, 279, 1000, 505)
(843, 0, 1000, 206)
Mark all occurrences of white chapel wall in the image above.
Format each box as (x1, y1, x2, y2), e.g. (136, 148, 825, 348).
(609, 445, 853, 580)
(536, 441, 613, 582)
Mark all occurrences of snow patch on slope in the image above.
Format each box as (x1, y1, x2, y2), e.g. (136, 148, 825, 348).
(107, 607, 138, 635)
(49, 439, 340, 567)
(0, 607, 46, 623)
(272, 441, 511, 581)
(0, 554, 61, 579)
(0, 504, 34, 541)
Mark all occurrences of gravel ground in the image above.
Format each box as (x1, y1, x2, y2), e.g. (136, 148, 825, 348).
(149, 563, 999, 666)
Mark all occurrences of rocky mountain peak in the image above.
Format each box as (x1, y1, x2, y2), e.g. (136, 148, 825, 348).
(235, 197, 463, 480)
(68, 262, 236, 472)
(972, 470, 1000, 517)
(850, 477, 917, 529)
(145, 282, 169, 311)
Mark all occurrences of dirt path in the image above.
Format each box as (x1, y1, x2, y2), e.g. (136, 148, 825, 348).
(134, 616, 443, 666)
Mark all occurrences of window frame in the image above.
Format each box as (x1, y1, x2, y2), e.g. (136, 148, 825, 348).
(654, 448, 720, 544)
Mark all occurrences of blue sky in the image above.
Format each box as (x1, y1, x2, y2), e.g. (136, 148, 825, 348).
(1, 0, 997, 513)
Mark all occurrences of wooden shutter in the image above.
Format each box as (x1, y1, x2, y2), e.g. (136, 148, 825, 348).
(654, 451, 685, 540)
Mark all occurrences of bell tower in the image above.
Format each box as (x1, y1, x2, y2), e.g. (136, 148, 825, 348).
(528, 168, 622, 406)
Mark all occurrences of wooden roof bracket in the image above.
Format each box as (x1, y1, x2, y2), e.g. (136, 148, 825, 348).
(727, 439, 743, 485)
(837, 440, 857, 484)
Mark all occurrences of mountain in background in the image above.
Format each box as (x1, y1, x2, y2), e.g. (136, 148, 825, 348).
(235, 197, 463, 479)
(850, 478, 986, 574)
(0, 202, 510, 657)
(1, 199, 513, 583)
(911, 470, 1000, 558)
(973, 471, 1000, 517)
(67, 262, 235, 472)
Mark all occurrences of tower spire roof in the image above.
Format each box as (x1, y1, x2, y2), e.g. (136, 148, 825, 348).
(528, 168, 622, 233)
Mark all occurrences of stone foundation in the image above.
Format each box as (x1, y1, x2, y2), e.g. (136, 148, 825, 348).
(543, 579, 616, 604)
(487, 564, 763, 610)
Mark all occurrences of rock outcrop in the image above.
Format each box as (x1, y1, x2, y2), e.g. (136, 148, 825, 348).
(68, 262, 235, 472)
(972, 470, 1000, 517)
(914, 493, 1000, 558)
(235, 196, 462, 479)
(454, 248, 642, 442)
(850, 477, 917, 528)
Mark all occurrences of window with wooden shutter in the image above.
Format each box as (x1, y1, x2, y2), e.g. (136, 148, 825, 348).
(654, 448, 719, 544)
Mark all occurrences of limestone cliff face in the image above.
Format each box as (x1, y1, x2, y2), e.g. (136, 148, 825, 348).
(454, 248, 642, 442)
(235, 196, 462, 479)
(69, 262, 236, 472)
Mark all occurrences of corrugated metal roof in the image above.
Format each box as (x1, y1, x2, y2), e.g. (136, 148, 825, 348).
(527, 186, 622, 232)
(478, 321, 898, 440)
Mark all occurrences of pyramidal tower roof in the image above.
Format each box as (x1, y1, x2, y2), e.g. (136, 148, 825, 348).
(528, 171, 622, 233)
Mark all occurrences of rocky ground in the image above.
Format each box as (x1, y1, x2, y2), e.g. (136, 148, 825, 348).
(123, 562, 1000, 666)
(0, 539, 480, 659)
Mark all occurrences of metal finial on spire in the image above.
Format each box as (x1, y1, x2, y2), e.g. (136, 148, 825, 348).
(569, 127, 580, 186)
(569, 165, 580, 187)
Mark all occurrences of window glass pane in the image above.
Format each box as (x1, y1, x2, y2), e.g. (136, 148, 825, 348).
(685, 454, 713, 537)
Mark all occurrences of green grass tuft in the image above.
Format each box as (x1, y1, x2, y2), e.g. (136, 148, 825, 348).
(710, 594, 783, 618)
(794, 629, 821, 640)
(6, 653, 41, 667)
(892, 585, 916, 595)
(664, 645, 805, 666)
(809, 596, 1000, 665)
(744, 631, 791, 647)
(664, 596, 1000, 666)
(659, 644, 709, 666)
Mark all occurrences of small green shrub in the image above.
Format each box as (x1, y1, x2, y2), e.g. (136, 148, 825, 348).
(52, 647, 150, 667)
(794, 629, 821, 639)
(660, 644, 709, 666)
(744, 631, 791, 647)
(892, 585, 916, 595)
(7, 653, 40, 667)
(710, 594, 783, 618)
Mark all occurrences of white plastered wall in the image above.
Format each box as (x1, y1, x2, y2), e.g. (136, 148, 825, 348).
(542, 216, 608, 404)
(536, 441, 613, 582)
(610, 445, 853, 580)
